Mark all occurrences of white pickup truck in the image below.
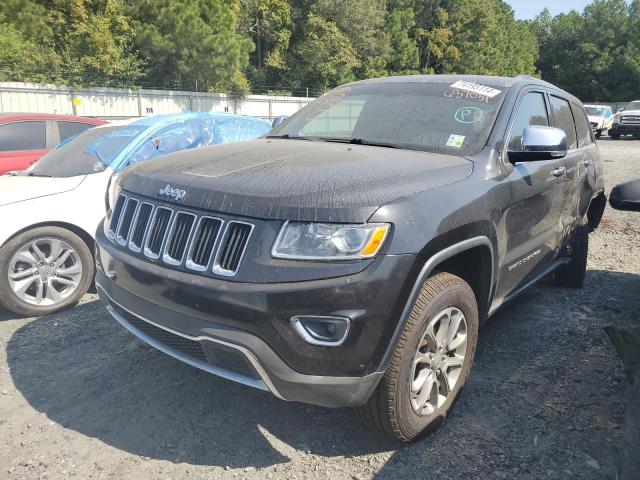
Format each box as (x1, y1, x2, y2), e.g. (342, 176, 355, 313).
(609, 101, 640, 140)
(584, 104, 613, 138)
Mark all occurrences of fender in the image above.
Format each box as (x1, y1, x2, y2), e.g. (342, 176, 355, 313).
(376, 236, 494, 372)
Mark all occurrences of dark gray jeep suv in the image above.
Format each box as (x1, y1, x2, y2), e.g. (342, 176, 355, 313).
(95, 75, 606, 442)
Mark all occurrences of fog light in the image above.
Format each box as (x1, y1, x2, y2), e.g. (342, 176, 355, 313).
(291, 316, 350, 347)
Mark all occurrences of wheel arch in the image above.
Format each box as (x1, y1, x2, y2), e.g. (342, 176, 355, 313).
(587, 189, 606, 232)
(1, 221, 95, 259)
(376, 232, 495, 373)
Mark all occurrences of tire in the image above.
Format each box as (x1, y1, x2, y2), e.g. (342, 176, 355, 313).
(0, 226, 94, 317)
(553, 223, 588, 289)
(610, 132, 620, 140)
(595, 130, 602, 139)
(356, 272, 479, 442)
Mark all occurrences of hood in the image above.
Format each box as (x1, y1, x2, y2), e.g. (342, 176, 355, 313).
(587, 115, 604, 126)
(121, 139, 473, 223)
(617, 109, 640, 116)
(0, 175, 85, 207)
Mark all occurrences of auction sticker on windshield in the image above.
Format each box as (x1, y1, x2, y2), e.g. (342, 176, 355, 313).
(450, 80, 502, 99)
(447, 134, 465, 148)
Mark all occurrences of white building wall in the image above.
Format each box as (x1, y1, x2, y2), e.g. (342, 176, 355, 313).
(0, 82, 314, 120)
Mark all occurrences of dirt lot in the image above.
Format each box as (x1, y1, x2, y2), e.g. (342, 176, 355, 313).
(1, 139, 639, 480)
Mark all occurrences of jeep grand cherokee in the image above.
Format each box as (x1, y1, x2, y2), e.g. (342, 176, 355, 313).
(95, 75, 606, 442)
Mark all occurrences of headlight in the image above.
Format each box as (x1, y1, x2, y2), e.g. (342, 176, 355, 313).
(272, 221, 390, 260)
(612, 114, 621, 125)
(106, 173, 121, 212)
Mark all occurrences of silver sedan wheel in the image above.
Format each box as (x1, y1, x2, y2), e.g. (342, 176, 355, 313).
(410, 307, 468, 416)
(7, 237, 83, 307)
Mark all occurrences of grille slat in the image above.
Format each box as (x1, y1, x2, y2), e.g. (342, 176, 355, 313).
(110, 194, 252, 276)
(108, 194, 127, 237)
(116, 199, 139, 245)
(145, 207, 173, 258)
(215, 222, 253, 275)
(130, 203, 153, 251)
(188, 217, 223, 269)
(165, 212, 195, 263)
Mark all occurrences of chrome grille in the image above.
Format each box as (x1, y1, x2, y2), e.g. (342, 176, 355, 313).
(163, 212, 196, 264)
(621, 115, 640, 125)
(144, 207, 173, 259)
(108, 193, 253, 276)
(107, 194, 127, 239)
(186, 217, 223, 270)
(213, 222, 254, 276)
(129, 202, 153, 252)
(116, 198, 138, 245)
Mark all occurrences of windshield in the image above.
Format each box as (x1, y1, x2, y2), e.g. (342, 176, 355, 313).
(269, 81, 508, 156)
(28, 125, 145, 177)
(585, 107, 604, 117)
(623, 102, 640, 111)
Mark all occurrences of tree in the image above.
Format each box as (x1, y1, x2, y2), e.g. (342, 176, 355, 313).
(235, 0, 292, 85)
(534, 0, 640, 101)
(289, 13, 359, 91)
(0, 18, 59, 84)
(130, 0, 253, 90)
(0, 0, 143, 87)
(412, 0, 537, 76)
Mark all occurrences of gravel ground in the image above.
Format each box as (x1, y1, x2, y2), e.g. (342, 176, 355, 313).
(1, 139, 639, 480)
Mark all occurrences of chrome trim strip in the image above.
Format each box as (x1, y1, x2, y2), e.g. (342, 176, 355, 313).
(98, 285, 284, 399)
(143, 206, 174, 260)
(290, 315, 351, 347)
(211, 220, 255, 277)
(162, 211, 197, 266)
(185, 216, 224, 272)
(128, 202, 154, 253)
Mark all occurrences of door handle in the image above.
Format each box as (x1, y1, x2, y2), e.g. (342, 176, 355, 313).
(551, 166, 566, 177)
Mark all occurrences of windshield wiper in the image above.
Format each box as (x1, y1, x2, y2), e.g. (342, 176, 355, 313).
(319, 137, 399, 149)
(26, 172, 52, 177)
(266, 134, 314, 140)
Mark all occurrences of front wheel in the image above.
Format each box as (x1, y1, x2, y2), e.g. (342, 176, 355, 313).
(610, 132, 621, 140)
(0, 227, 94, 317)
(356, 272, 479, 442)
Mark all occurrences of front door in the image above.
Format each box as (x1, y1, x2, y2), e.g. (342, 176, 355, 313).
(497, 91, 570, 298)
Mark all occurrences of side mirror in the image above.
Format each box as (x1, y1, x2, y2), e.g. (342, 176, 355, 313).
(610, 178, 640, 212)
(271, 115, 288, 129)
(508, 125, 568, 162)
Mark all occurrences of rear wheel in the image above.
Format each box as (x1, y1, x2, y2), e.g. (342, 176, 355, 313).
(595, 130, 602, 139)
(356, 272, 479, 442)
(0, 227, 94, 317)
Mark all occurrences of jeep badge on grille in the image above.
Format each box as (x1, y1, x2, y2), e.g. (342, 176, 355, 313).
(158, 184, 186, 201)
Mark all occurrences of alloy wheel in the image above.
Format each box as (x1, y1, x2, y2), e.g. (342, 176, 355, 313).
(410, 307, 468, 416)
(7, 237, 83, 307)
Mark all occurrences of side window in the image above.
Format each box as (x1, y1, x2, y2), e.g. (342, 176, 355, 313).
(571, 103, 593, 148)
(508, 92, 549, 151)
(549, 95, 578, 149)
(58, 121, 94, 142)
(0, 121, 47, 151)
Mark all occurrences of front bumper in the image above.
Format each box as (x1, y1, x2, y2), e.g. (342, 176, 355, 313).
(610, 124, 640, 135)
(95, 226, 416, 407)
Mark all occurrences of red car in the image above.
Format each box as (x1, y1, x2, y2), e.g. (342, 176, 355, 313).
(0, 113, 107, 175)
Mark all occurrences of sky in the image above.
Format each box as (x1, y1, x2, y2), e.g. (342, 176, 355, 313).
(507, 0, 593, 19)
